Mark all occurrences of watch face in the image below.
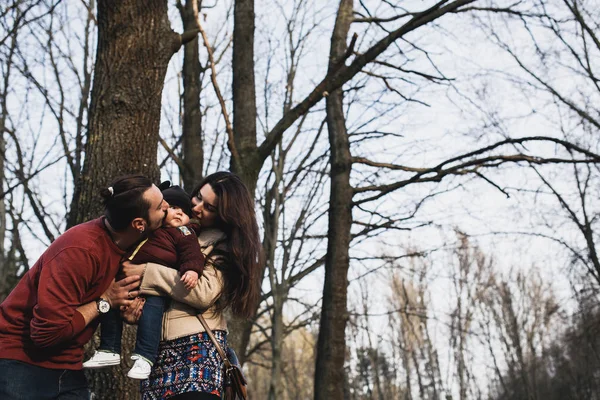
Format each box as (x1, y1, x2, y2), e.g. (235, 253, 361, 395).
(98, 300, 111, 313)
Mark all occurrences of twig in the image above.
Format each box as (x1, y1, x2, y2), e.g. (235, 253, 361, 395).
(192, 1, 240, 163)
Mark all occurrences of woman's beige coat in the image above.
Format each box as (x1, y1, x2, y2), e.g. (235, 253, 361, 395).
(139, 228, 228, 341)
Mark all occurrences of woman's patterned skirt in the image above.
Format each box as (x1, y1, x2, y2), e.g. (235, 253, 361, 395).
(141, 331, 227, 399)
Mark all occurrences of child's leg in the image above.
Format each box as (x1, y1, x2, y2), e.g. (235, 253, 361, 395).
(132, 295, 166, 364)
(98, 308, 123, 354)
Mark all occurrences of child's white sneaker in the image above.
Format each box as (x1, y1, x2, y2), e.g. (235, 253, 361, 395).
(127, 358, 152, 379)
(82, 351, 121, 368)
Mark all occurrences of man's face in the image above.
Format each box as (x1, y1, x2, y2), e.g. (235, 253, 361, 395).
(164, 205, 190, 228)
(144, 184, 169, 231)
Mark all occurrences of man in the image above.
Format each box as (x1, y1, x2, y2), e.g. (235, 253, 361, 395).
(0, 175, 169, 399)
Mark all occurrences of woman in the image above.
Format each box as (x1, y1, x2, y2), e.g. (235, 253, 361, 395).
(123, 171, 261, 400)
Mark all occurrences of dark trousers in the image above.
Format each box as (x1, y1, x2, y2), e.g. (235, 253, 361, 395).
(99, 295, 166, 364)
(0, 359, 89, 399)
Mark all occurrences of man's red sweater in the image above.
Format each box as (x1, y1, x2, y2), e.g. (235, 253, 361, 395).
(0, 218, 125, 370)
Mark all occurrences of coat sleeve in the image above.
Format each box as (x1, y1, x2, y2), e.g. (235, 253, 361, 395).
(140, 259, 223, 310)
(29, 248, 97, 348)
(172, 226, 206, 275)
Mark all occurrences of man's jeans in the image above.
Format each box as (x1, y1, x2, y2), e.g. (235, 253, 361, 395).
(99, 295, 166, 363)
(0, 359, 90, 399)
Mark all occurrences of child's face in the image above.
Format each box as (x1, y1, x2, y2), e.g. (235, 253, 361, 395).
(163, 206, 190, 228)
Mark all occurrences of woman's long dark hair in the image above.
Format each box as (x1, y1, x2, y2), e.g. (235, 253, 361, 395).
(192, 172, 262, 319)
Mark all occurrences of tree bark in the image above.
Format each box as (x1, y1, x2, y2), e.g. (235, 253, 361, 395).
(179, 0, 204, 192)
(0, 14, 18, 296)
(265, 151, 285, 400)
(228, 0, 260, 364)
(66, 1, 181, 398)
(0, 134, 5, 264)
(230, 0, 259, 191)
(0, 40, 12, 268)
(68, 0, 181, 228)
(314, 0, 353, 399)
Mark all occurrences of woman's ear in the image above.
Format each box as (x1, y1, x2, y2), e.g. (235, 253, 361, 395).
(132, 218, 147, 233)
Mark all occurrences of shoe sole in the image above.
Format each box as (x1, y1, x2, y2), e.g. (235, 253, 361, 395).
(83, 360, 121, 369)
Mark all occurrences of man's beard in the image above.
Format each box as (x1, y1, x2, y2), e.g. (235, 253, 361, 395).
(156, 211, 168, 229)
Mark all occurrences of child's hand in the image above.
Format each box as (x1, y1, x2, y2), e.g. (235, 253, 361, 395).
(181, 270, 198, 290)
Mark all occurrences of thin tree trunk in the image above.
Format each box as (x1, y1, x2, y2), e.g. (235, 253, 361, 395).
(0, 134, 5, 262)
(0, 17, 17, 286)
(424, 322, 443, 398)
(314, 1, 353, 399)
(0, 22, 26, 298)
(179, 0, 204, 192)
(503, 283, 532, 400)
(265, 149, 284, 400)
(230, 0, 258, 187)
(1, 213, 27, 301)
(68, 1, 182, 398)
(228, 0, 260, 364)
(73, 0, 95, 185)
(268, 296, 285, 400)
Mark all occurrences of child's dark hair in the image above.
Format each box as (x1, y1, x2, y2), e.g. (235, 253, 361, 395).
(100, 175, 153, 232)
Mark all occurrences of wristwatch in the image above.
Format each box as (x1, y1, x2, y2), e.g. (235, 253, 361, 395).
(96, 298, 111, 314)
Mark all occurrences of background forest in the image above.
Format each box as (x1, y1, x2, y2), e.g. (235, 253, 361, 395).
(1, 0, 599, 399)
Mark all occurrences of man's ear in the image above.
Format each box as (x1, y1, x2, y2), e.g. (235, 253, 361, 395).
(132, 218, 147, 233)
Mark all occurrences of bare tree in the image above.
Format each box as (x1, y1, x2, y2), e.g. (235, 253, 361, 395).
(480, 267, 561, 400)
(0, 0, 71, 296)
(449, 233, 493, 400)
(467, 0, 600, 286)
(313, 0, 600, 398)
(67, 0, 197, 397)
(177, 0, 205, 192)
(4, 2, 600, 400)
(314, 1, 354, 398)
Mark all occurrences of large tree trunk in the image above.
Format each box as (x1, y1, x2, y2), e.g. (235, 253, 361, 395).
(67, 1, 181, 398)
(228, 0, 260, 363)
(68, 0, 180, 227)
(314, 1, 354, 399)
(179, 0, 204, 192)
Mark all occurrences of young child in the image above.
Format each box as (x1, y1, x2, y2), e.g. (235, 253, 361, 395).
(83, 183, 205, 379)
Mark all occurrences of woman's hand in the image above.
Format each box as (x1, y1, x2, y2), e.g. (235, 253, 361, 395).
(121, 296, 145, 324)
(122, 260, 146, 278)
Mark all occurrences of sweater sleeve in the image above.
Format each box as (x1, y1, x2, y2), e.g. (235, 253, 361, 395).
(140, 260, 223, 310)
(173, 226, 206, 275)
(30, 248, 97, 348)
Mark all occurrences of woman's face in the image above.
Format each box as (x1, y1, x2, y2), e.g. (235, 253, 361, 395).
(191, 184, 219, 228)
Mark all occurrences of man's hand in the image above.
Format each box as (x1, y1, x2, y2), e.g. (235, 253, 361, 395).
(102, 275, 141, 309)
(121, 297, 145, 324)
(181, 270, 198, 290)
